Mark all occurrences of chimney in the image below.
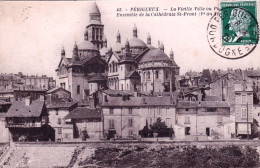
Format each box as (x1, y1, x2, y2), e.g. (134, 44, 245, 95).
(25, 97, 32, 106)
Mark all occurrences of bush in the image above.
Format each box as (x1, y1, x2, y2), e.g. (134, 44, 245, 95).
(82, 145, 260, 168)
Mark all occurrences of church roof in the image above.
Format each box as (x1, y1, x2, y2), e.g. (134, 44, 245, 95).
(99, 46, 109, 56)
(78, 40, 98, 51)
(129, 36, 147, 48)
(89, 2, 101, 15)
(126, 71, 140, 78)
(171, 59, 179, 67)
(147, 45, 156, 50)
(112, 42, 123, 53)
(139, 48, 171, 63)
(88, 74, 106, 82)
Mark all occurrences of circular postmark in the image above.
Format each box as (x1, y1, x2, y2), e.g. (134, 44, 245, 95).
(207, 7, 259, 59)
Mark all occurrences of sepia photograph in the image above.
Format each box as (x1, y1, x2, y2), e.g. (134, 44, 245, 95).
(0, 0, 260, 167)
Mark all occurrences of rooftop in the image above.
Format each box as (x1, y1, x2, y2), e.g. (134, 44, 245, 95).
(139, 48, 172, 64)
(177, 101, 230, 108)
(102, 96, 177, 107)
(5, 100, 45, 118)
(64, 107, 101, 119)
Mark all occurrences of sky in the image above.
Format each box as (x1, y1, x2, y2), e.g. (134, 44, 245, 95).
(0, 0, 259, 78)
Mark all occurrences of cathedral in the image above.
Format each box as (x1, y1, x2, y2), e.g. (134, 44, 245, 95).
(56, 2, 180, 102)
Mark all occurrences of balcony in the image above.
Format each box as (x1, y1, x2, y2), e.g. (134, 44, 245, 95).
(6, 122, 42, 128)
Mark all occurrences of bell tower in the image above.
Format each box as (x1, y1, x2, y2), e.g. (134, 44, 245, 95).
(87, 2, 104, 50)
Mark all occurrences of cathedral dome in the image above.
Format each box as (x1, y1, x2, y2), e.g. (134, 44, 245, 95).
(99, 47, 109, 56)
(147, 45, 156, 50)
(112, 43, 123, 53)
(129, 37, 147, 48)
(78, 40, 98, 51)
(139, 48, 171, 64)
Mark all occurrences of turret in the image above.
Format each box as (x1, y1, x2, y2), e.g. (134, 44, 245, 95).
(159, 42, 164, 52)
(89, 2, 101, 21)
(72, 42, 80, 61)
(170, 49, 174, 60)
(147, 33, 151, 45)
(133, 24, 137, 37)
(61, 47, 65, 57)
(125, 39, 130, 54)
(117, 30, 121, 43)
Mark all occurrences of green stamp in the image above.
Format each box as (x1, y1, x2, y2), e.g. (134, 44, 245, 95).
(221, 1, 258, 45)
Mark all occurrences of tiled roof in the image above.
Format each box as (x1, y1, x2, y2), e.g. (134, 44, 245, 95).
(177, 101, 230, 108)
(204, 95, 221, 101)
(64, 107, 101, 119)
(102, 89, 133, 97)
(102, 96, 176, 107)
(45, 96, 77, 109)
(5, 100, 45, 117)
(88, 74, 106, 82)
(46, 87, 70, 94)
(139, 49, 171, 63)
(125, 71, 140, 78)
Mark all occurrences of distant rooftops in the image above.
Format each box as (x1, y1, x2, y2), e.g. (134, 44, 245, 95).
(177, 101, 230, 108)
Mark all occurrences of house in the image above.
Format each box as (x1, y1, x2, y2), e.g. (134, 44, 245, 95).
(0, 100, 12, 142)
(102, 95, 176, 139)
(64, 107, 102, 140)
(45, 96, 77, 141)
(46, 87, 71, 99)
(5, 97, 51, 141)
(175, 100, 234, 140)
(234, 81, 254, 137)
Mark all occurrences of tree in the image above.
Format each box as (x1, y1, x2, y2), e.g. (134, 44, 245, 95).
(139, 120, 149, 137)
(150, 117, 171, 137)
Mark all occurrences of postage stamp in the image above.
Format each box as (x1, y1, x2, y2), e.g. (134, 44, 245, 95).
(207, 1, 259, 59)
(221, 1, 258, 45)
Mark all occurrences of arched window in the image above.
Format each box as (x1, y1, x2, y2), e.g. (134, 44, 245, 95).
(143, 72, 146, 81)
(77, 85, 80, 94)
(147, 71, 151, 80)
(156, 71, 159, 79)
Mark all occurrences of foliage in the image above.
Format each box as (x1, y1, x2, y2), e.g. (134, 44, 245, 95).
(139, 118, 174, 137)
(80, 145, 260, 168)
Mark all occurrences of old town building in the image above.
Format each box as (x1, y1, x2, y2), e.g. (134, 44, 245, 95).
(102, 96, 176, 139)
(65, 107, 102, 140)
(175, 100, 234, 140)
(5, 97, 50, 141)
